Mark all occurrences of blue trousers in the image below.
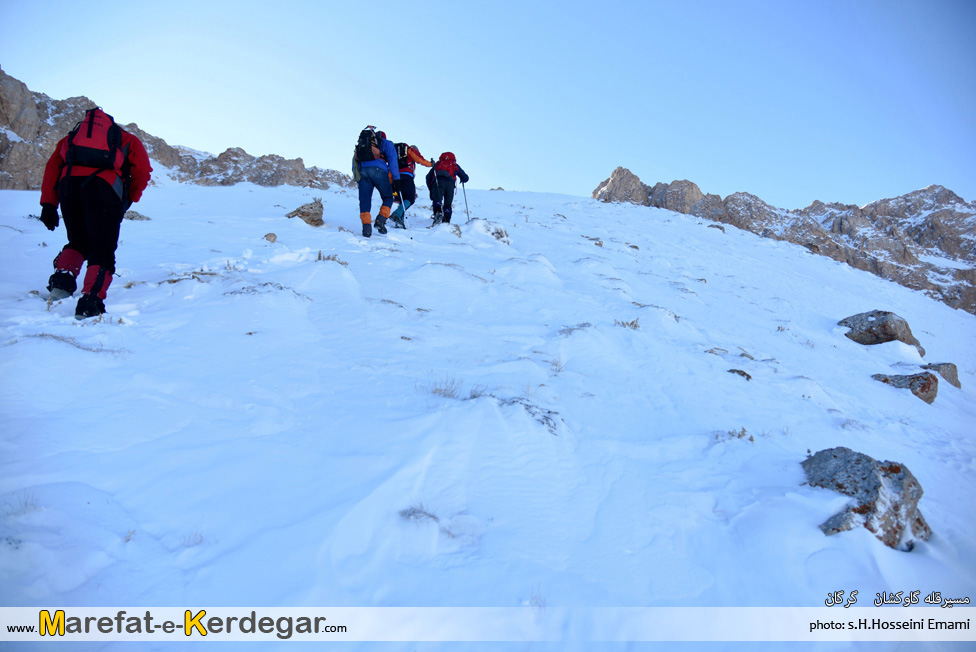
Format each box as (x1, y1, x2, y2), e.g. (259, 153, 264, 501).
(358, 165, 394, 213)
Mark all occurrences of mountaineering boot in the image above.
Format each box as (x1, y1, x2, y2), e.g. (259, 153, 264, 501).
(75, 264, 113, 319)
(432, 212, 443, 225)
(47, 270, 77, 300)
(391, 199, 411, 229)
(360, 211, 372, 238)
(376, 206, 391, 234)
(47, 246, 84, 299)
(75, 294, 105, 320)
(362, 223, 372, 237)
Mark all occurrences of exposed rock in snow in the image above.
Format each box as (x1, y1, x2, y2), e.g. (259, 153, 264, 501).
(123, 210, 151, 221)
(921, 362, 961, 389)
(802, 447, 932, 551)
(286, 197, 325, 227)
(871, 371, 939, 404)
(837, 310, 925, 357)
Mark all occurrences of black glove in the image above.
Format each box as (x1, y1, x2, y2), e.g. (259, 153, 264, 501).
(391, 179, 402, 196)
(40, 204, 59, 231)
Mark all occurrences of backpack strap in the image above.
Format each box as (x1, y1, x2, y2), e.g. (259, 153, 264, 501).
(85, 109, 96, 138)
(62, 120, 82, 187)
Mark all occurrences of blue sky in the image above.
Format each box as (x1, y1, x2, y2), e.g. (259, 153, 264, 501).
(2, 0, 974, 208)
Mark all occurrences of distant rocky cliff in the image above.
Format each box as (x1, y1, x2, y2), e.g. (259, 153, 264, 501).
(0, 68, 353, 191)
(593, 167, 976, 315)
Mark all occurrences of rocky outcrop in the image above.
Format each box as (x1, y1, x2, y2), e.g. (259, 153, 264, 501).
(592, 167, 649, 205)
(0, 68, 97, 190)
(863, 186, 974, 263)
(286, 198, 324, 227)
(802, 447, 931, 551)
(0, 67, 354, 193)
(837, 310, 925, 357)
(593, 169, 976, 315)
(871, 372, 939, 404)
(648, 179, 704, 214)
(921, 362, 961, 389)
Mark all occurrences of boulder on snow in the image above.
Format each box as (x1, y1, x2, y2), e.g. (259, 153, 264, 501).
(286, 197, 324, 227)
(921, 362, 961, 389)
(837, 310, 925, 357)
(802, 446, 931, 551)
(871, 372, 939, 404)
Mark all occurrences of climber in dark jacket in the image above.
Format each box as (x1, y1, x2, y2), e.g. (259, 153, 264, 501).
(425, 152, 469, 224)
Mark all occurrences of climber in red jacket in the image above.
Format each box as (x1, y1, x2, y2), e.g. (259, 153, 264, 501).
(39, 107, 152, 319)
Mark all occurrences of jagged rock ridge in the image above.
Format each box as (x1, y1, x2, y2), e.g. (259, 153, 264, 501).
(0, 67, 353, 191)
(593, 167, 976, 315)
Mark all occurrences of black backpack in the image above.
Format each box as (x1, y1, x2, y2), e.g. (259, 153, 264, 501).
(354, 128, 381, 162)
(395, 143, 410, 169)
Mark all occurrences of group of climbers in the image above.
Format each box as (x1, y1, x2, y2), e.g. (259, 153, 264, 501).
(352, 125, 469, 237)
(34, 115, 473, 318)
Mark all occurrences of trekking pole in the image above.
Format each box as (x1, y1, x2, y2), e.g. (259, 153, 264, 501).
(399, 184, 409, 230)
(461, 181, 470, 221)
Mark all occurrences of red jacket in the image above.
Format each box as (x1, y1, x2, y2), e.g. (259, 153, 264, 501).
(40, 128, 152, 207)
(398, 145, 433, 176)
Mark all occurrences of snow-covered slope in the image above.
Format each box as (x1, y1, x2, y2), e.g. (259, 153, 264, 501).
(1, 178, 974, 649)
